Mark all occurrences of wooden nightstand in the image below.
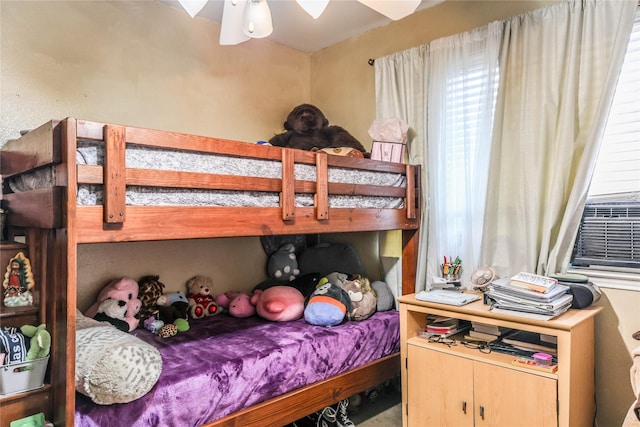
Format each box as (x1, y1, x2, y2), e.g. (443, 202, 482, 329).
(398, 293, 602, 427)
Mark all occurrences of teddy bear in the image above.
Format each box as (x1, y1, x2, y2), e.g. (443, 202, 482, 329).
(186, 275, 220, 319)
(251, 286, 305, 322)
(215, 291, 256, 318)
(84, 276, 142, 332)
(268, 104, 366, 154)
(268, 243, 300, 283)
(93, 298, 131, 332)
(20, 324, 51, 360)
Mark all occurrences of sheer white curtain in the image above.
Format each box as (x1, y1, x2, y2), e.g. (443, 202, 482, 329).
(374, 46, 429, 295)
(375, 24, 502, 292)
(425, 22, 502, 288)
(480, 0, 637, 276)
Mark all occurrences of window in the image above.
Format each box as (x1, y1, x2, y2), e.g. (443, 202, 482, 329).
(571, 8, 640, 274)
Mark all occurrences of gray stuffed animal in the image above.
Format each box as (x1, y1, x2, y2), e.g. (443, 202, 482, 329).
(268, 243, 300, 282)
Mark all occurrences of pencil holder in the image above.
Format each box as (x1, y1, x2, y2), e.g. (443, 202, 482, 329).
(440, 266, 462, 282)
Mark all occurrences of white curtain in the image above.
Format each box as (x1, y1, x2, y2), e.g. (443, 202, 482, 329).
(374, 46, 429, 294)
(425, 22, 502, 289)
(374, 0, 636, 291)
(480, 0, 637, 277)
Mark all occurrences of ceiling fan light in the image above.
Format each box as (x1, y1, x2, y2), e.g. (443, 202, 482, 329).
(243, 0, 273, 39)
(296, 0, 330, 19)
(177, 0, 208, 18)
(220, 0, 251, 45)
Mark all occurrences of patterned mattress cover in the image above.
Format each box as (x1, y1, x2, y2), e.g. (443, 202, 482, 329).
(74, 310, 400, 426)
(8, 143, 406, 208)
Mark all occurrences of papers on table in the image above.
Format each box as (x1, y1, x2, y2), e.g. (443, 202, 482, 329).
(485, 277, 573, 320)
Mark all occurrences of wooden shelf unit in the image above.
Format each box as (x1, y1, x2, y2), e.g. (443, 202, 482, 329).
(398, 293, 602, 427)
(0, 233, 53, 426)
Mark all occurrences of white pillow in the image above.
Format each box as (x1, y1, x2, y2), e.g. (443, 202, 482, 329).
(75, 312, 162, 405)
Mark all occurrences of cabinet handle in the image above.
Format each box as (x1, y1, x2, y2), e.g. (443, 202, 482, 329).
(479, 405, 485, 420)
(462, 400, 467, 414)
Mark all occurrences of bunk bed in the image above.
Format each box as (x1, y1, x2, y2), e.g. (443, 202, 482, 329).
(0, 117, 421, 427)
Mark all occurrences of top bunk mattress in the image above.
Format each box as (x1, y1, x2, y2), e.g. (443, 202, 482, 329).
(74, 310, 400, 427)
(7, 141, 407, 209)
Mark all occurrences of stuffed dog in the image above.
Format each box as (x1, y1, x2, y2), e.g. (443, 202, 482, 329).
(268, 104, 366, 153)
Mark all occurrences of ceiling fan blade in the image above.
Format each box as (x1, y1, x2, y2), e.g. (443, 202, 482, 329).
(177, 0, 208, 18)
(357, 0, 421, 20)
(296, 0, 330, 19)
(220, 0, 251, 45)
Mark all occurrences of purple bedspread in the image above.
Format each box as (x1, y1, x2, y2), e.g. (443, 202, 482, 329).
(74, 310, 399, 427)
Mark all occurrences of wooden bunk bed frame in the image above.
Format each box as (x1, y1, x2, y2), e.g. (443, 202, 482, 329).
(0, 117, 421, 427)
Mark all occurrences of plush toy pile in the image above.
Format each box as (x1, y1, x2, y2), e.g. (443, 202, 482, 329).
(136, 275, 191, 338)
(78, 242, 395, 334)
(246, 241, 395, 326)
(83, 274, 198, 338)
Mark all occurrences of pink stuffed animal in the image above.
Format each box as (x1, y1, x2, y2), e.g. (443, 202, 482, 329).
(251, 286, 304, 322)
(84, 276, 142, 332)
(216, 291, 256, 318)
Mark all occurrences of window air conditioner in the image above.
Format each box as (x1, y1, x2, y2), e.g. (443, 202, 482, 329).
(572, 202, 640, 268)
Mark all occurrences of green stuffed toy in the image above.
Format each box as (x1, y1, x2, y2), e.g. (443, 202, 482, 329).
(20, 323, 51, 360)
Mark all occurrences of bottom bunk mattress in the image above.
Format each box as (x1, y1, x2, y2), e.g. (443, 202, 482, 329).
(74, 310, 400, 426)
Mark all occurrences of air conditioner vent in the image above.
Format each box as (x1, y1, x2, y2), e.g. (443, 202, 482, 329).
(583, 204, 640, 219)
(572, 202, 640, 268)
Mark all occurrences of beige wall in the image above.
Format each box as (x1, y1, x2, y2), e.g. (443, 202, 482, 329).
(594, 287, 640, 427)
(0, 0, 310, 144)
(1, 1, 638, 426)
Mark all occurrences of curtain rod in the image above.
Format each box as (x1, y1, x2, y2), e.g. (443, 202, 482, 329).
(368, 58, 375, 66)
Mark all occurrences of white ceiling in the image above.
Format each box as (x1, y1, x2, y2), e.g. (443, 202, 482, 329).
(158, 0, 445, 53)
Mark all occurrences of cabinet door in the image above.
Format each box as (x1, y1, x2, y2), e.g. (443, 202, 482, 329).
(407, 344, 474, 427)
(474, 362, 557, 427)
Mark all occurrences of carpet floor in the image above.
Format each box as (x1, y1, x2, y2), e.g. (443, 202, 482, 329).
(348, 379, 402, 427)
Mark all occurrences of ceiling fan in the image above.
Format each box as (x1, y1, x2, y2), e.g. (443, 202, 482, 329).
(177, 0, 422, 45)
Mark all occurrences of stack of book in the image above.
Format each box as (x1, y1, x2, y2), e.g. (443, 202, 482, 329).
(509, 272, 558, 293)
(424, 316, 471, 337)
(464, 321, 513, 343)
(485, 273, 573, 320)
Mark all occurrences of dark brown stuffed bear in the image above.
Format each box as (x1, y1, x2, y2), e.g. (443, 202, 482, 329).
(268, 104, 366, 153)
